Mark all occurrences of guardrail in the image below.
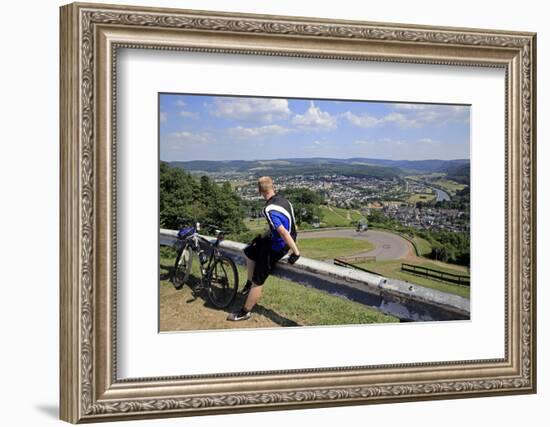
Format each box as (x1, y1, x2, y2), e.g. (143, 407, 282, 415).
(160, 229, 470, 322)
(334, 258, 379, 275)
(401, 263, 470, 287)
(335, 255, 376, 263)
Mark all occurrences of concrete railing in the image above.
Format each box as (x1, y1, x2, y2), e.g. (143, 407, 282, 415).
(160, 229, 470, 322)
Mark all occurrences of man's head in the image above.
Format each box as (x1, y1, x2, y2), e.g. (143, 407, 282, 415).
(257, 176, 275, 200)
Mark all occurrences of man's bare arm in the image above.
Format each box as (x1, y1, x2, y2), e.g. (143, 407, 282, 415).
(276, 225, 299, 256)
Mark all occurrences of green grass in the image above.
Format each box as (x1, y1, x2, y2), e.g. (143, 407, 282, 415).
(411, 260, 469, 275)
(160, 246, 397, 325)
(318, 205, 364, 228)
(407, 192, 436, 204)
(349, 209, 364, 221)
(298, 237, 375, 260)
(355, 259, 470, 298)
(413, 236, 432, 256)
(256, 270, 397, 326)
(318, 206, 350, 227)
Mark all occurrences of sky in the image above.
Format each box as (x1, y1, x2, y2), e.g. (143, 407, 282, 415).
(159, 94, 470, 162)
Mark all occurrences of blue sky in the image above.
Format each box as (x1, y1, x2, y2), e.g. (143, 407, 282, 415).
(159, 94, 470, 162)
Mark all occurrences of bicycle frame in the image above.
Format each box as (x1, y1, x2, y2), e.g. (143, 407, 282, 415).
(175, 222, 225, 286)
(172, 220, 238, 308)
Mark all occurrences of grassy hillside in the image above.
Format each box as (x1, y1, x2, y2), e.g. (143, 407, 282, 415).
(413, 236, 432, 256)
(159, 246, 397, 330)
(318, 206, 363, 228)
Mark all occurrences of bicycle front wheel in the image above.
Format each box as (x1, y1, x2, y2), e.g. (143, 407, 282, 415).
(207, 255, 238, 308)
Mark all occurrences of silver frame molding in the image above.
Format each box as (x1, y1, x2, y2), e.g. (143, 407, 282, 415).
(60, 2, 537, 423)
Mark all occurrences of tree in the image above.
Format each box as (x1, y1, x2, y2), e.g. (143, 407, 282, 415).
(426, 230, 469, 266)
(159, 162, 245, 234)
(279, 187, 325, 226)
(367, 209, 387, 225)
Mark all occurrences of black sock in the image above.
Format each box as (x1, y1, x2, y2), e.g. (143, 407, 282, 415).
(238, 307, 250, 316)
(244, 280, 252, 288)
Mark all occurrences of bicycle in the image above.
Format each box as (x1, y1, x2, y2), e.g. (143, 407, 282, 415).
(172, 219, 239, 309)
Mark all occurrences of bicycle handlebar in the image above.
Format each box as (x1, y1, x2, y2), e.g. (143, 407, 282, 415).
(176, 216, 222, 229)
(177, 218, 227, 240)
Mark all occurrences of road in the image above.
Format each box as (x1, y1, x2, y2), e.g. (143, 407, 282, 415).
(299, 228, 412, 261)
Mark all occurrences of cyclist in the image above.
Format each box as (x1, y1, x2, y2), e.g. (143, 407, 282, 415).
(227, 176, 300, 321)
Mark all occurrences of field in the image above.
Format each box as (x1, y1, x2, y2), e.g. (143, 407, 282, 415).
(159, 246, 398, 331)
(356, 258, 470, 298)
(298, 237, 375, 260)
(318, 206, 363, 228)
(407, 192, 436, 204)
(431, 178, 466, 195)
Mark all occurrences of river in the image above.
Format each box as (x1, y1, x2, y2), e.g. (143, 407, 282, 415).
(433, 187, 451, 202)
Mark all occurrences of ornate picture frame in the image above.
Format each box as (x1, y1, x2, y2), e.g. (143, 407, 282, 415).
(60, 2, 536, 423)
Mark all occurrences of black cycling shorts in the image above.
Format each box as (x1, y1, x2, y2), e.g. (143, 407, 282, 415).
(243, 236, 287, 286)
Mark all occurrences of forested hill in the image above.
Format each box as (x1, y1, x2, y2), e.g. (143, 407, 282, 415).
(169, 158, 401, 178)
(444, 163, 470, 185)
(168, 157, 469, 178)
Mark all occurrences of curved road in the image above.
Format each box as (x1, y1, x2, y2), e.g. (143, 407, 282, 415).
(299, 228, 412, 261)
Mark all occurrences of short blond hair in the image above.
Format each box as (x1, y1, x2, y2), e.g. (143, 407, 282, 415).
(257, 176, 274, 195)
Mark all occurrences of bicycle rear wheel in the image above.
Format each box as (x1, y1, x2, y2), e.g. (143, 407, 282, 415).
(173, 244, 193, 290)
(207, 255, 238, 308)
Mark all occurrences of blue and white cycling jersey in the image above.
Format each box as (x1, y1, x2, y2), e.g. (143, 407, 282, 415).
(263, 194, 297, 252)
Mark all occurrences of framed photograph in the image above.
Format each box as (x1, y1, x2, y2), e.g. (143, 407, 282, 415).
(60, 2, 537, 423)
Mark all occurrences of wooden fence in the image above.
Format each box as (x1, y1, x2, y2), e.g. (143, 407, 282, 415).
(401, 263, 470, 287)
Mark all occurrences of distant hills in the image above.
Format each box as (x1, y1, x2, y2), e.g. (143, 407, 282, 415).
(348, 158, 469, 173)
(167, 157, 470, 181)
(444, 163, 470, 184)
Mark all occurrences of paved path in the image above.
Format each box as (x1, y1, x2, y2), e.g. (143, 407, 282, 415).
(299, 228, 412, 261)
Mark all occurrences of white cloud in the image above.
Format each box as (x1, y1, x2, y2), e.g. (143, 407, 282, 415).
(344, 104, 469, 129)
(228, 125, 292, 139)
(356, 137, 404, 146)
(175, 100, 186, 107)
(393, 104, 430, 110)
(383, 112, 419, 128)
(381, 137, 404, 146)
(343, 112, 380, 127)
(354, 139, 374, 145)
(343, 111, 418, 128)
(168, 131, 213, 144)
(179, 110, 199, 119)
(292, 101, 337, 130)
(160, 112, 168, 123)
(395, 104, 469, 125)
(212, 98, 291, 123)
